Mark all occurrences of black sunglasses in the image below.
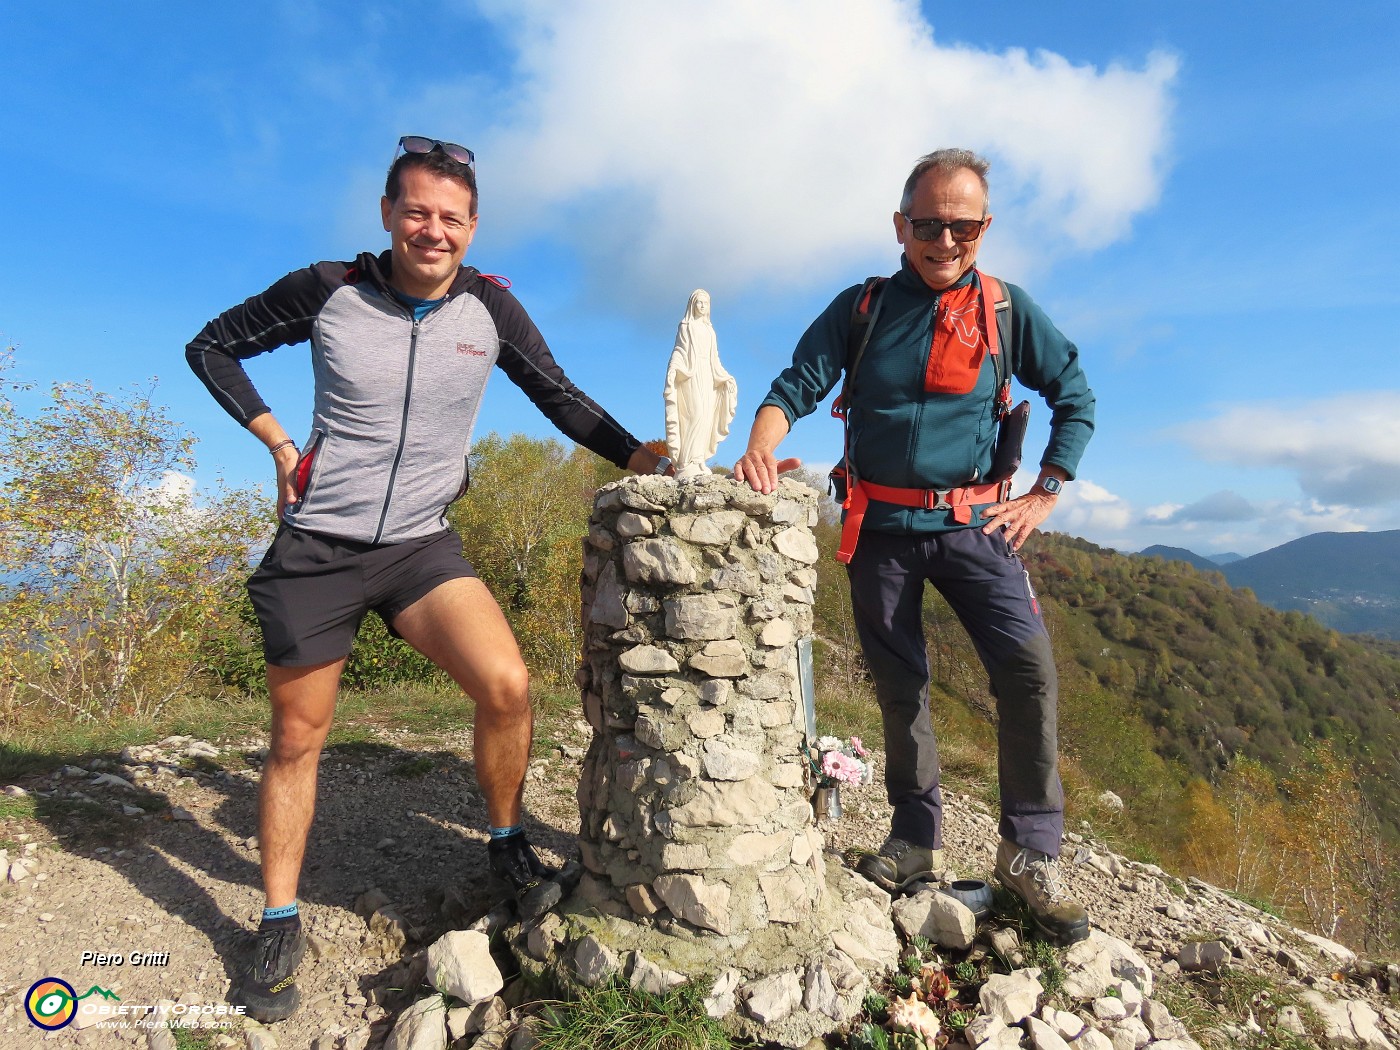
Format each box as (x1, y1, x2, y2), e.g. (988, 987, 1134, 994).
(903, 215, 987, 242)
(395, 136, 475, 170)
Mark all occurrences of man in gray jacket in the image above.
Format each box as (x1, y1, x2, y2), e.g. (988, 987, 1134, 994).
(188, 136, 668, 1022)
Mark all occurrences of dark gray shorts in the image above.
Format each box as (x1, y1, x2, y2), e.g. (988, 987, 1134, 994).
(247, 526, 477, 667)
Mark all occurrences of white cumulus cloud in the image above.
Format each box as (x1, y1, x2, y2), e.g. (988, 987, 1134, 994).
(441, 0, 1177, 305)
(1171, 392, 1400, 507)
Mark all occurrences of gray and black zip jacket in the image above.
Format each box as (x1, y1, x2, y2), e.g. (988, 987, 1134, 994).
(187, 251, 642, 544)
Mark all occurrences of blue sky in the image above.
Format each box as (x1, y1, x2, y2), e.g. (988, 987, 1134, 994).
(3, 2, 1398, 556)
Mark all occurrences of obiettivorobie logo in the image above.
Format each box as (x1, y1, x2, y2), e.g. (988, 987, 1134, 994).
(24, 978, 119, 1030)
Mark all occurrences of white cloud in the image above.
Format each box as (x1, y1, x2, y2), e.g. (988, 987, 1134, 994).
(440, 0, 1177, 304)
(1048, 477, 1134, 535)
(1171, 392, 1400, 507)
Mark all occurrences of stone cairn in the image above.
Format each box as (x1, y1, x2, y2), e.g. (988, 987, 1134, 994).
(520, 474, 900, 1048)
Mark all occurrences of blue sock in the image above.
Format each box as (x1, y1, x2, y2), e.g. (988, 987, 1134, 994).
(261, 902, 299, 926)
(490, 825, 523, 841)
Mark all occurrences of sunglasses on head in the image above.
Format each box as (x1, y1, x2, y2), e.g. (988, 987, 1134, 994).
(395, 136, 475, 170)
(903, 215, 987, 242)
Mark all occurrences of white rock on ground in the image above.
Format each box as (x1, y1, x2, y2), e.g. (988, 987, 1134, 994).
(383, 996, 448, 1050)
(979, 969, 1044, 1024)
(427, 930, 503, 1004)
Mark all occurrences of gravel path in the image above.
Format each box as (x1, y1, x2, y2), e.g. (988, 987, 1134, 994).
(2, 721, 1393, 1048)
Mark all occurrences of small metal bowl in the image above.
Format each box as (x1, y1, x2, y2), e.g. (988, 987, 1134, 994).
(940, 878, 993, 920)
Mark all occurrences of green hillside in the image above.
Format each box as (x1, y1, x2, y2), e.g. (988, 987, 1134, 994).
(1024, 532, 1400, 833)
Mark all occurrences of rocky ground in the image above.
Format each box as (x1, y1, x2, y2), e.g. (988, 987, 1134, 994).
(2, 720, 1398, 1049)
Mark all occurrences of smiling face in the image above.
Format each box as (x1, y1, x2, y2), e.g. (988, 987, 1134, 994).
(893, 166, 992, 291)
(380, 166, 478, 300)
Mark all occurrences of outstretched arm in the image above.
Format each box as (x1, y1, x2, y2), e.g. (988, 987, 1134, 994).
(733, 405, 800, 494)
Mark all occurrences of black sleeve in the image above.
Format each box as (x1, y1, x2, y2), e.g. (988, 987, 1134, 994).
(480, 280, 643, 469)
(185, 264, 337, 426)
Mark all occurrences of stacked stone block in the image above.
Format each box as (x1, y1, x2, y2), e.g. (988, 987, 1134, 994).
(575, 473, 825, 935)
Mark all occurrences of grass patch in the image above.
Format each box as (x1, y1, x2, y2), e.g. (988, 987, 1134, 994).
(1155, 967, 1323, 1050)
(0, 794, 37, 822)
(172, 1027, 220, 1050)
(392, 757, 436, 778)
(532, 977, 731, 1050)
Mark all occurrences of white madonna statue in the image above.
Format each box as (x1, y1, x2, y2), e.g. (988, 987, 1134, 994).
(664, 289, 738, 479)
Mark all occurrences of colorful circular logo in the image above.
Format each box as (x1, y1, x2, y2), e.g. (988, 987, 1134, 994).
(25, 978, 76, 1030)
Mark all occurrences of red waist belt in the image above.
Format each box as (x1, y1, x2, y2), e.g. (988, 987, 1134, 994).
(836, 477, 1011, 564)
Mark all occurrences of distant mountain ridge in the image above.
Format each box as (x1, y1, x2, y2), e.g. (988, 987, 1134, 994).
(1139, 530, 1400, 639)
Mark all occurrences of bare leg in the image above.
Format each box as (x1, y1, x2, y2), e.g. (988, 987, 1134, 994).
(260, 659, 344, 907)
(391, 578, 531, 828)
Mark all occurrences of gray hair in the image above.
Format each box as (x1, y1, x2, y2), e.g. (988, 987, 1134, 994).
(900, 149, 991, 214)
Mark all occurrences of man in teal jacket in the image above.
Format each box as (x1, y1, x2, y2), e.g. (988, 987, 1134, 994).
(735, 148, 1095, 943)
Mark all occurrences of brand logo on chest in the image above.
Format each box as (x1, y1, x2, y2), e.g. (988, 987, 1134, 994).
(456, 343, 487, 357)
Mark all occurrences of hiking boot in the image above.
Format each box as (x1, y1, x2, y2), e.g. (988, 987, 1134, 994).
(854, 836, 945, 893)
(237, 920, 306, 1023)
(487, 832, 557, 895)
(994, 839, 1090, 944)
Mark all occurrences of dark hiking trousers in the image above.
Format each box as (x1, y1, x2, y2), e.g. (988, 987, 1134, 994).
(846, 527, 1065, 856)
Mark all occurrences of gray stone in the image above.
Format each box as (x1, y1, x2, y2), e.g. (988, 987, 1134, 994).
(743, 971, 803, 1024)
(628, 951, 686, 995)
(771, 527, 820, 563)
(589, 561, 629, 628)
(1062, 931, 1155, 998)
(964, 1015, 1012, 1047)
(704, 968, 743, 1019)
(618, 646, 680, 674)
(427, 930, 502, 1004)
(1276, 1005, 1307, 1035)
(758, 618, 794, 647)
(738, 669, 789, 700)
(700, 679, 732, 705)
(1177, 939, 1230, 973)
(701, 738, 761, 781)
(1075, 1030, 1115, 1050)
(664, 595, 738, 640)
(686, 708, 725, 738)
(626, 883, 664, 916)
(1040, 1005, 1084, 1041)
(634, 712, 684, 752)
(383, 996, 448, 1050)
(689, 640, 748, 677)
(573, 935, 620, 987)
(1105, 1015, 1151, 1050)
(524, 913, 563, 961)
(670, 511, 746, 545)
(614, 511, 654, 538)
(622, 539, 697, 586)
(979, 969, 1043, 1024)
(1093, 996, 1128, 1021)
(1141, 999, 1187, 1040)
(1027, 1015, 1073, 1050)
(244, 1028, 280, 1050)
(761, 869, 814, 923)
(892, 888, 976, 950)
(653, 874, 731, 933)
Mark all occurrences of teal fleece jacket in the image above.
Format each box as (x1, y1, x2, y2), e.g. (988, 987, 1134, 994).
(760, 258, 1095, 533)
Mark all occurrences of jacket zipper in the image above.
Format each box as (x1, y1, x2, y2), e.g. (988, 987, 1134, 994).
(373, 317, 421, 543)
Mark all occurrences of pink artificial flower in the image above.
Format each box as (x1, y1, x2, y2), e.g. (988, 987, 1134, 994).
(822, 750, 865, 785)
(850, 737, 868, 758)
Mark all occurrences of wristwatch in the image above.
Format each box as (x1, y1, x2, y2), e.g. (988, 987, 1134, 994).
(653, 456, 673, 475)
(1035, 476, 1063, 496)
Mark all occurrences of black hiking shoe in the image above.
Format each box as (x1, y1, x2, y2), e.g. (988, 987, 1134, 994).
(854, 836, 947, 893)
(994, 839, 1090, 945)
(237, 919, 306, 1023)
(488, 832, 557, 895)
